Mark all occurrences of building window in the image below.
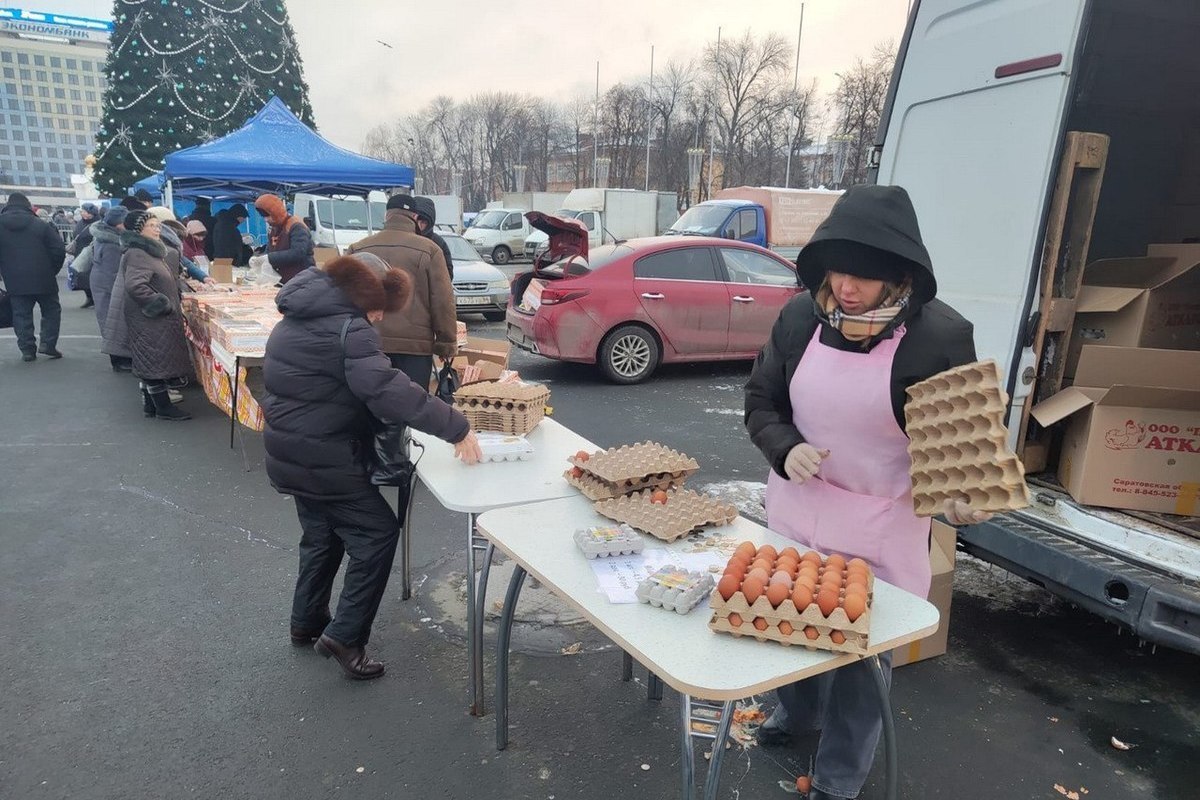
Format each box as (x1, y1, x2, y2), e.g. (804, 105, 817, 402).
(56, 103, 66, 114)
(81, 60, 92, 72)
(36, 70, 47, 82)
(87, 106, 97, 117)
(85, 91, 96, 102)
(50, 57, 61, 68)
(47, 147, 56, 157)
(19, 68, 31, 80)
(73, 119, 85, 130)
(37, 86, 48, 98)
(98, 77, 107, 88)
(20, 85, 31, 95)
(53, 72, 63, 84)
(75, 134, 86, 145)
(83, 76, 94, 87)
(70, 90, 81, 101)
(0, 144, 7, 154)
(31, 145, 42, 156)
(57, 118, 68, 129)
(72, 105, 83, 116)
(14, 144, 25, 154)
(17, 53, 29, 64)
(68, 74, 79, 85)
(44, 131, 54, 142)
(34, 161, 45, 172)
(2, 67, 12, 78)
(29, 131, 40, 142)
(4, 82, 14, 94)
(54, 88, 64, 99)
(66, 59, 77, 69)
(34, 54, 45, 66)
(1, 51, 11, 63)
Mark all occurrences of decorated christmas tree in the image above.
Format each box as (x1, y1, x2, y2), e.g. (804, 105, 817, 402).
(93, 0, 315, 196)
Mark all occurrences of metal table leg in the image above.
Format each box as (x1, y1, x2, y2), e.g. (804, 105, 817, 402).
(647, 671, 664, 702)
(466, 512, 482, 716)
(495, 564, 527, 750)
(679, 695, 696, 799)
(228, 355, 240, 450)
(474, 541, 495, 711)
(680, 695, 736, 800)
(621, 650, 633, 682)
(399, 475, 418, 601)
(870, 654, 898, 800)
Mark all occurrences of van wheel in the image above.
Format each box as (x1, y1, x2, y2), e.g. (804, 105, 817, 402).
(599, 325, 660, 384)
(491, 246, 512, 265)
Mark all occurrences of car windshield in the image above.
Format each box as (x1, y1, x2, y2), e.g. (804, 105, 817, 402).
(473, 210, 507, 229)
(539, 244, 630, 276)
(443, 235, 479, 261)
(668, 204, 729, 235)
(313, 199, 387, 231)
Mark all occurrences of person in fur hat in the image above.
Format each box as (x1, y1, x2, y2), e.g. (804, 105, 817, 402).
(261, 252, 482, 680)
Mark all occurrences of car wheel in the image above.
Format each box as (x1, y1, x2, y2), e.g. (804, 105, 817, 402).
(483, 310, 506, 322)
(491, 245, 512, 265)
(599, 325, 660, 384)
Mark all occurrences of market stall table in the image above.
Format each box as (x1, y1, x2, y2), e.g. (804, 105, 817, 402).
(478, 495, 940, 800)
(408, 419, 598, 717)
(208, 340, 265, 449)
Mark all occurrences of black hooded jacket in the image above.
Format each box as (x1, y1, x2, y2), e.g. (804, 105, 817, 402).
(0, 201, 67, 295)
(211, 205, 249, 266)
(261, 268, 470, 500)
(744, 185, 977, 479)
(413, 197, 454, 280)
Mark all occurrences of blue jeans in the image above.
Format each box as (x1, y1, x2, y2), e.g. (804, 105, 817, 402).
(776, 652, 894, 798)
(10, 292, 61, 354)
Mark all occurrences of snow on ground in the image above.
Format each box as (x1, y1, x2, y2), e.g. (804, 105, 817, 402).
(701, 480, 766, 522)
(704, 408, 743, 416)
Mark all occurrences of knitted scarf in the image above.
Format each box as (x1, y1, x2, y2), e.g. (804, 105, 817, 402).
(816, 275, 913, 345)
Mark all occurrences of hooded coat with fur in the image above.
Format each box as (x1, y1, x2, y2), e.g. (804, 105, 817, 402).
(120, 232, 192, 381)
(261, 259, 470, 500)
(88, 220, 124, 332)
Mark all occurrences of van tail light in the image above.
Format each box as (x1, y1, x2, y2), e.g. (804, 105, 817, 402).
(540, 287, 591, 305)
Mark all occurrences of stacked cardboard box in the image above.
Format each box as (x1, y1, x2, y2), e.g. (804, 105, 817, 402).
(892, 520, 956, 667)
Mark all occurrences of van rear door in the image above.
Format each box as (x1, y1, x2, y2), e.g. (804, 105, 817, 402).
(874, 0, 1088, 425)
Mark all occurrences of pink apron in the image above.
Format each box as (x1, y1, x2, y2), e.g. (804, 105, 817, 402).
(764, 325, 932, 597)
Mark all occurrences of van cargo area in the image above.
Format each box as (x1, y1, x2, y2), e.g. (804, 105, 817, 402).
(877, 0, 1200, 653)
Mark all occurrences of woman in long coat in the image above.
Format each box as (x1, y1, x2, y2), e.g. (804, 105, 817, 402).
(89, 206, 131, 371)
(119, 210, 193, 421)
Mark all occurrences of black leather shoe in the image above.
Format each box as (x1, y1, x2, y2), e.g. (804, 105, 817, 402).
(21, 351, 36, 362)
(38, 346, 62, 359)
(290, 615, 332, 646)
(314, 634, 385, 680)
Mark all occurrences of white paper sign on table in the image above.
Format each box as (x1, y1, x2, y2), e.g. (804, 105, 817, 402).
(589, 549, 726, 603)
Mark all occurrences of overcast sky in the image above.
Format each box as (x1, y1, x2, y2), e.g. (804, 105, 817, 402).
(22, 0, 908, 150)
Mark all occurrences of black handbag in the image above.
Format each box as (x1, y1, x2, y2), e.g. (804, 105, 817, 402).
(435, 359, 460, 404)
(339, 317, 419, 487)
(0, 286, 11, 329)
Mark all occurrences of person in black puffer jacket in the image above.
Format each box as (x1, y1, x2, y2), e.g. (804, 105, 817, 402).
(0, 192, 67, 361)
(262, 252, 481, 680)
(211, 203, 250, 266)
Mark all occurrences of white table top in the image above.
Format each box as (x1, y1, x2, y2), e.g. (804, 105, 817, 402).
(411, 419, 598, 513)
(208, 340, 265, 373)
(477, 494, 940, 700)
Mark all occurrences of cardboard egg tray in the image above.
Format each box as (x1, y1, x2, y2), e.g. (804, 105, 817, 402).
(567, 441, 700, 487)
(707, 589, 872, 655)
(636, 566, 715, 615)
(562, 467, 682, 501)
(453, 380, 550, 435)
(905, 359, 1031, 516)
(593, 488, 738, 543)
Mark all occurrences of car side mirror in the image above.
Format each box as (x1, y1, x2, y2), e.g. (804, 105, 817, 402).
(723, 228, 736, 239)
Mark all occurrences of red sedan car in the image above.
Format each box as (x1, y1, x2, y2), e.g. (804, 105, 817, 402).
(506, 217, 802, 383)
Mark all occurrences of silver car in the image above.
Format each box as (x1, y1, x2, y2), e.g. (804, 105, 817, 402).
(445, 232, 511, 321)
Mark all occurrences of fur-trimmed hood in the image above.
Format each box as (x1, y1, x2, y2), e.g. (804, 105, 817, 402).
(90, 220, 122, 245)
(120, 230, 168, 259)
(275, 257, 412, 321)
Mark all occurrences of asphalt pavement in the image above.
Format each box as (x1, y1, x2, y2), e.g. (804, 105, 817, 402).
(1, 293, 1196, 800)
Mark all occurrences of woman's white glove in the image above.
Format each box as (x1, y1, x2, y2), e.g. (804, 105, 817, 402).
(783, 443, 830, 484)
(943, 498, 994, 527)
(248, 254, 268, 270)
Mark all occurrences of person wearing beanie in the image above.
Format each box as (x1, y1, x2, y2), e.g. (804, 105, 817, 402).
(182, 219, 208, 262)
(118, 210, 193, 420)
(250, 194, 314, 284)
(68, 203, 101, 308)
(261, 252, 481, 679)
(411, 196, 454, 280)
(744, 185, 987, 800)
(88, 205, 133, 371)
(0, 192, 67, 361)
(185, 198, 214, 259)
(134, 188, 154, 208)
(211, 202, 251, 267)
(146, 205, 176, 223)
(347, 193, 457, 389)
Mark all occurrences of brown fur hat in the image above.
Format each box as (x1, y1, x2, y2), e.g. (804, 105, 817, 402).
(324, 254, 412, 313)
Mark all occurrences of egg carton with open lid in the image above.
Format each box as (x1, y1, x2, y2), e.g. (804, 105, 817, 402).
(904, 359, 1032, 517)
(636, 566, 715, 614)
(567, 441, 700, 489)
(593, 488, 738, 543)
(453, 380, 550, 435)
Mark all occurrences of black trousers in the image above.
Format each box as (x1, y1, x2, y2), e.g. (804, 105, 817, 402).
(388, 353, 434, 389)
(291, 490, 400, 648)
(10, 292, 61, 354)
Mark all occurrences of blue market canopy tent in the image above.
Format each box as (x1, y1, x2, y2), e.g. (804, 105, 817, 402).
(163, 96, 413, 198)
(130, 172, 164, 200)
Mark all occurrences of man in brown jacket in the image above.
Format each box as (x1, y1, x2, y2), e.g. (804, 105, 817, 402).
(348, 194, 457, 386)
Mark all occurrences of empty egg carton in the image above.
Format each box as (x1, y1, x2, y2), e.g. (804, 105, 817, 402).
(636, 566, 715, 615)
(567, 441, 700, 489)
(904, 360, 1031, 516)
(594, 488, 739, 543)
(454, 380, 550, 435)
(573, 524, 645, 559)
(563, 467, 681, 501)
(477, 432, 534, 463)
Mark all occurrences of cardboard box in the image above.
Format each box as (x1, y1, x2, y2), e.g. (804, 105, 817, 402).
(1031, 346, 1200, 516)
(1066, 249, 1200, 375)
(312, 246, 339, 266)
(209, 258, 234, 284)
(892, 520, 956, 667)
(459, 335, 511, 369)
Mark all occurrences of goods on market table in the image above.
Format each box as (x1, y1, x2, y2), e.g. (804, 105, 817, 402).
(904, 359, 1031, 516)
(574, 524, 645, 559)
(476, 432, 534, 463)
(564, 441, 700, 501)
(453, 379, 550, 435)
(594, 487, 739, 543)
(636, 566, 716, 615)
(708, 544, 874, 654)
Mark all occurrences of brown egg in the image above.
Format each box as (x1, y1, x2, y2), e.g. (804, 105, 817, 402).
(795, 776, 811, 793)
(778, 620, 795, 636)
(825, 554, 847, 572)
(727, 612, 743, 628)
(766, 582, 789, 608)
(792, 583, 814, 610)
(747, 567, 771, 585)
(752, 554, 775, 570)
(741, 576, 764, 605)
(802, 550, 823, 566)
(735, 541, 757, 561)
(756, 544, 778, 562)
(843, 593, 867, 622)
(775, 555, 798, 573)
(844, 583, 868, 601)
(717, 574, 740, 601)
(796, 573, 816, 592)
(820, 571, 845, 590)
(779, 546, 800, 562)
(769, 570, 794, 589)
(816, 588, 839, 617)
(803, 625, 820, 640)
(723, 561, 747, 580)
(847, 557, 869, 573)
(753, 616, 769, 631)
(798, 562, 819, 579)
(830, 630, 847, 645)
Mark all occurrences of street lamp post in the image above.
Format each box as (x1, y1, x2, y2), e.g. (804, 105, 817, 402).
(687, 147, 704, 208)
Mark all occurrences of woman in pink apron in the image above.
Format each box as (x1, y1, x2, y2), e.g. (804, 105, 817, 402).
(745, 185, 990, 799)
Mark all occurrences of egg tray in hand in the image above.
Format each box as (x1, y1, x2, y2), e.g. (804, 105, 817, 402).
(904, 359, 1031, 517)
(593, 488, 738, 543)
(635, 566, 715, 615)
(563, 466, 683, 501)
(573, 524, 645, 559)
(453, 380, 550, 435)
(567, 441, 700, 488)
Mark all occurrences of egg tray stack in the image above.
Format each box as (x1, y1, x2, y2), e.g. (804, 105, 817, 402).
(594, 488, 739, 543)
(708, 548, 874, 655)
(453, 380, 550, 435)
(563, 441, 700, 501)
(905, 359, 1031, 517)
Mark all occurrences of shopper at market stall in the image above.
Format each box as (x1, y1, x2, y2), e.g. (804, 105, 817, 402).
(261, 251, 482, 680)
(211, 203, 251, 267)
(69, 203, 99, 308)
(0, 192, 67, 361)
(181, 220, 208, 263)
(347, 193, 457, 387)
(412, 196, 454, 280)
(160, 217, 215, 285)
(89, 205, 133, 372)
(120, 210, 194, 421)
(249, 194, 315, 285)
(744, 185, 992, 800)
(185, 198, 214, 259)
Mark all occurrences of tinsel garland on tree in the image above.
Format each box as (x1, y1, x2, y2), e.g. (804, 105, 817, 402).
(93, 0, 315, 195)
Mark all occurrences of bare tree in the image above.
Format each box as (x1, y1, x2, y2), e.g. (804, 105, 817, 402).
(831, 41, 895, 187)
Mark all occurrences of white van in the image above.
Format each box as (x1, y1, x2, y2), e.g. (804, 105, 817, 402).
(877, 0, 1199, 653)
(294, 192, 388, 252)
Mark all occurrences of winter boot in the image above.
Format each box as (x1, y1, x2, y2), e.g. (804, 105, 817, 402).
(141, 386, 156, 418)
(37, 345, 63, 359)
(150, 388, 191, 421)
